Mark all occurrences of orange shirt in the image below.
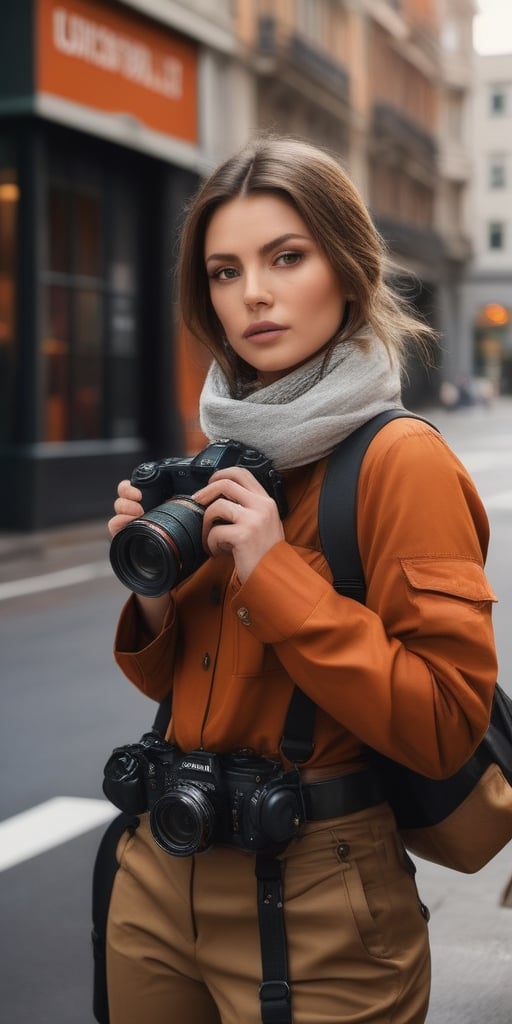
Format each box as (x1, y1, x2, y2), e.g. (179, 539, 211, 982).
(114, 418, 497, 779)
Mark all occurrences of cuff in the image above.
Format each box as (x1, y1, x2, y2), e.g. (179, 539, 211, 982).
(230, 541, 331, 643)
(114, 593, 176, 696)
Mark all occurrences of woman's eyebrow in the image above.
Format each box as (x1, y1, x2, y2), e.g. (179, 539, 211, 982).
(205, 232, 310, 265)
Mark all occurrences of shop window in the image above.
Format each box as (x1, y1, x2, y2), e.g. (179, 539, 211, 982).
(0, 161, 19, 443)
(48, 188, 72, 273)
(73, 288, 103, 438)
(107, 178, 139, 439)
(76, 193, 101, 277)
(42, 285, 71, 441)
(41, 165, 139, 442)
(42, 183, 103, 441)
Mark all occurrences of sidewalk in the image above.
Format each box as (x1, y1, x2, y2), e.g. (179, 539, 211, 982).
(420, 847, 512, 1022)
(0, 518, 110, 584)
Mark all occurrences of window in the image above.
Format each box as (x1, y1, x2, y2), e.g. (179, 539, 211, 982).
(40, 151, 139, 443)
(489, 156, 506, 189)
(489, 86, 507, 115)
(42, 182, 104, 441)
(0, 152, 19, 443)
(488, 221, 505, 250)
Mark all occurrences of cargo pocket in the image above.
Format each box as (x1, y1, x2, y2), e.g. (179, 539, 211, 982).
(400, 556, 497, 604)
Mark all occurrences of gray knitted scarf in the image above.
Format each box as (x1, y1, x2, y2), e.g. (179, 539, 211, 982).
(199, 331, 403, 470)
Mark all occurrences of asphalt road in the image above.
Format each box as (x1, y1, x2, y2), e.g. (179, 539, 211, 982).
(1, 398, 511, 1023)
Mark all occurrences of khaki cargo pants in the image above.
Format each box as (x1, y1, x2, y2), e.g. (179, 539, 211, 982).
(106, 804, 430, 1023)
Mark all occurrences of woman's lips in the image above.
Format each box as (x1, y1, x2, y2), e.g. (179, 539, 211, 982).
(242, 321, 288, 341)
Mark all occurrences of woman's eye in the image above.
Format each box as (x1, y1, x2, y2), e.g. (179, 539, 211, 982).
(211, 266, 239, 281)
(275, 251, 302, 267)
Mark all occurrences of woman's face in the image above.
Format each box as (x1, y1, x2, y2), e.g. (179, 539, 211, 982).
(204, 194, 347, 385)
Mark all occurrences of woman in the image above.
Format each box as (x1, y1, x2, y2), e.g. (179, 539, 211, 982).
(105, 136, 497, 1024)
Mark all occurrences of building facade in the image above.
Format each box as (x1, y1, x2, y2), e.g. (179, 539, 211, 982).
(434, 0, 475, 387)
(461, 52, 512, 396)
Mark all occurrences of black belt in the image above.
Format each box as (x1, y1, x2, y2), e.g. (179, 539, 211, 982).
(301, 769, 385, 821)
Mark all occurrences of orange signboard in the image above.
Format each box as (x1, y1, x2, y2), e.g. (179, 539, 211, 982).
(36, 0, 198, 143)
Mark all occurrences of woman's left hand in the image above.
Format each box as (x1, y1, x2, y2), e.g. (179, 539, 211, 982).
(193, 467, 285, 584)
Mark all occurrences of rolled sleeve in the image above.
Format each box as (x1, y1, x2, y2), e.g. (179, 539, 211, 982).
(114, 594, 177, 701)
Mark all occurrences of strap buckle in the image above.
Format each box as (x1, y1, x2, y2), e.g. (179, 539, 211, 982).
(258, 981, 291, 1023)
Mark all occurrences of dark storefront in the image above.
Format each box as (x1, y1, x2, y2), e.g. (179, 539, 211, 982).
(0, 0, 200, 530)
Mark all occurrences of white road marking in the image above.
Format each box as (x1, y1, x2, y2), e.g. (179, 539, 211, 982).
(0, 561, 112, 601)
(0, 797, 118, 872)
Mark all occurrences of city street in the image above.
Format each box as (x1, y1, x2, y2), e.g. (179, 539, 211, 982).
(1, 399, 511, 1023)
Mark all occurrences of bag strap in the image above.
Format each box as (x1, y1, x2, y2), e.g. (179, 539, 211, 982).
(279, 410, 436, 764)
(317, 409, 436, 600)
(255, 854, 292, 1024)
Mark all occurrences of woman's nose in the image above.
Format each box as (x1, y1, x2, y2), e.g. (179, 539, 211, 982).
(243, 270, 273, 309)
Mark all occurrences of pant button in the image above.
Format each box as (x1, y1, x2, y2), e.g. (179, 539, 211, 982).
(336, 842, 350, 861)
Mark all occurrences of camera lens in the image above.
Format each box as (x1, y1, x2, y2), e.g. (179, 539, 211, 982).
(128, 535, 165, 581)
(109, 498, 206, 597)
(150, 786, 216, 856)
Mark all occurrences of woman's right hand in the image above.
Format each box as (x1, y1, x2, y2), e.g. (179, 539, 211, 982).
(108, 480, 144, 538)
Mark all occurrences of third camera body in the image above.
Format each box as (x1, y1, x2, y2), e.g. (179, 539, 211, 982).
(103, 732, 305, 857)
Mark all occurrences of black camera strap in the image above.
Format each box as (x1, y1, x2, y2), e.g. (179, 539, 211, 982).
(255, 854, 292, 1024)
(254, 664, 316, 1024)
(153, 692, 172, 735)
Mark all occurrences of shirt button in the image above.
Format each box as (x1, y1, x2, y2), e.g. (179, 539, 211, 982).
(237, 607, 252, 626)
(202, 653, 211, 669)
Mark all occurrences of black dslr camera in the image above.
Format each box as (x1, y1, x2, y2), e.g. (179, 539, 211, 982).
(102, 731, 305, 857)
(109, 440, 288, 597)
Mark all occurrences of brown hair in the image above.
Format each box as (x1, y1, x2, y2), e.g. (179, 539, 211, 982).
(178, 134, 435, 393)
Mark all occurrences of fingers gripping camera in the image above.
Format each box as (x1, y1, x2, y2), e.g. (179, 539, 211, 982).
(109, 440, 288, 597)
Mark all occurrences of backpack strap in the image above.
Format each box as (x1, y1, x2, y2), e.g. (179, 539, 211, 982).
(280, 409, 437, 763)
(318, 409, 435, 601)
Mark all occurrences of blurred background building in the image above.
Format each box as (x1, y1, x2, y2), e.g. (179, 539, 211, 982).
(0, 0, 509, 530)
(461, 51, 512, 397)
